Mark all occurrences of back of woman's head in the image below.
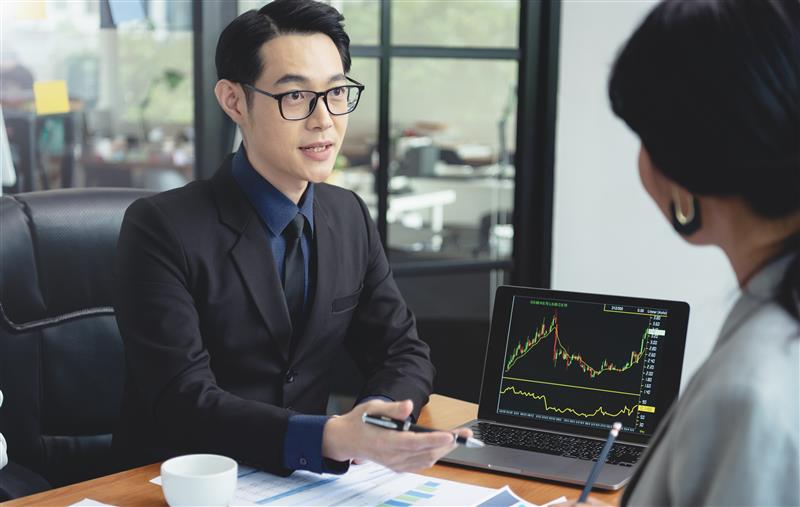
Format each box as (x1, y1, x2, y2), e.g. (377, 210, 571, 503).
(609, 0, 800, 316)
(610, 0, 800, 215)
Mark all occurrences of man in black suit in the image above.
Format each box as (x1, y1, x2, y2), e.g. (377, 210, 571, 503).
(112, 0, 471, 476)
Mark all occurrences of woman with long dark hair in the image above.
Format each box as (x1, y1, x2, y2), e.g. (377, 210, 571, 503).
(574, 0, 799, 505)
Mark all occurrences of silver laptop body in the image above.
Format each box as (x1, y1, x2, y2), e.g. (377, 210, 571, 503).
(441, 286, 690, 491)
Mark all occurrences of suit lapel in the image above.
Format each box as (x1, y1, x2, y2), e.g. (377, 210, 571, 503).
(231, 219, 293, 362)
(212, 159, 292, 363)
(293, 193, 338, 363)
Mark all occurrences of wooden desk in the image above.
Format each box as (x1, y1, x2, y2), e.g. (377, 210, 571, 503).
(5, 395, 623, 506)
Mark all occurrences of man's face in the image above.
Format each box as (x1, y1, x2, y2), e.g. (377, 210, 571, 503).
(241, 33, 349, 194)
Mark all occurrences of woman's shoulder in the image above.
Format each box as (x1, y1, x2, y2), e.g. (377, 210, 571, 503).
(645, 300, 800, 507)
(684, 299, 798, 429)
(720, 299, 799, 376)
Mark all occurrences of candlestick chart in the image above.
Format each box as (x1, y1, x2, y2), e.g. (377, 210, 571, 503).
(498, 296, 665, 433)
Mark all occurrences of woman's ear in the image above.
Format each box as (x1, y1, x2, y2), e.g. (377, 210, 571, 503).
(214, 79, 246, 126)
(638, 145, 673, 216)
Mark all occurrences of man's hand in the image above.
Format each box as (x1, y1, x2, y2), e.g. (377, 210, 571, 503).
(321, 399, 471, 472)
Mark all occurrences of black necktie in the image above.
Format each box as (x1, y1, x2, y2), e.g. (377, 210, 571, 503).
(283, 214, 306, 337)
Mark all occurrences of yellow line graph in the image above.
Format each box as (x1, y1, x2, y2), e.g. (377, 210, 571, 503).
(500, 385, 638, 419)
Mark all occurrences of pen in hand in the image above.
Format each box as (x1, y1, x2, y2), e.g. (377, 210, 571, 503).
(362, 413, 485, 448)
(578, 421, 622, 503)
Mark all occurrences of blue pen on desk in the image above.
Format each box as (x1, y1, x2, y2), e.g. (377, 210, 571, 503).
(362, 413, 485, 448)
(579, 421, 622, 502)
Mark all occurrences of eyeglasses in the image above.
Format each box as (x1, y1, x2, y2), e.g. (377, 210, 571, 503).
(243, 77, 365, 121)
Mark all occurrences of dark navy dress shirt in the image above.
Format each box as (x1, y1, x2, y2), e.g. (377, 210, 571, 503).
(232, 145, 343, 473)
(232, 145, 392, 474)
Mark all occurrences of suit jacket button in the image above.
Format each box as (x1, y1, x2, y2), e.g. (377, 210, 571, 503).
(285, 370, 297, 383)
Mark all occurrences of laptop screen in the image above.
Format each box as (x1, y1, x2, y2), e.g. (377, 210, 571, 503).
(478, 286, 689, 445)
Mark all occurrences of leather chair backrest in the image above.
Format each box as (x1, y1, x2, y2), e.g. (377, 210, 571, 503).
(0, 188, 152, 487)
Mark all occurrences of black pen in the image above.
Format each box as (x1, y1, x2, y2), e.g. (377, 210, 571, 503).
(362, 413, 485, 448)
(579, 421, 622, 502)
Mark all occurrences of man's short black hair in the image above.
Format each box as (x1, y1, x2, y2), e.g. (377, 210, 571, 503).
(215, 0, 351, 105)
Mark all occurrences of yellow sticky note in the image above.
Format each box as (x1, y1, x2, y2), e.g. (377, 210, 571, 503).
(33, 80, 70, 115)
(15, 1, 47, 21)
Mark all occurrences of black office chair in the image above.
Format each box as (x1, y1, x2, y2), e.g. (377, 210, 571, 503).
(0, 188, 151, 494)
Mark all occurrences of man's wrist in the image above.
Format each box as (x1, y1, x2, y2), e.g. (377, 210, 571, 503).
(321, 415, 348, 462)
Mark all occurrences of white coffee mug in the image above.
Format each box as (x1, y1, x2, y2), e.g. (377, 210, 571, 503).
(160, 454, 237, 506)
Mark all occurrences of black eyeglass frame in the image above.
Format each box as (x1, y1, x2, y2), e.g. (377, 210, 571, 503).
(243, 77, 365, 121)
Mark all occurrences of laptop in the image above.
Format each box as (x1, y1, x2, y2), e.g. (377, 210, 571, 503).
(441, 286, 689, 490)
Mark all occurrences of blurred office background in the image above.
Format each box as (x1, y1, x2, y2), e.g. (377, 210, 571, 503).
(1, 0, 735, 403)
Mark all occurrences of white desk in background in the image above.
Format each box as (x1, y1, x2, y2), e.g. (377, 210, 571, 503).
(361, 189, 457, 251)
(405, 176, 513, 228)
(330, 166, 513, 250)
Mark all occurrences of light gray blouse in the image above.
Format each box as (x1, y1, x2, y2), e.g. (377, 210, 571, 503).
(623, 255, 800, 506)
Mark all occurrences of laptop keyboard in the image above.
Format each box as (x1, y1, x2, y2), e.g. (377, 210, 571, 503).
(473, 422, 643, 466)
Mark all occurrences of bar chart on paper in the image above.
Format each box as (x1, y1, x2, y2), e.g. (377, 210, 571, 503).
(227, 462, 500, 506)
(377, 479, 442, 507)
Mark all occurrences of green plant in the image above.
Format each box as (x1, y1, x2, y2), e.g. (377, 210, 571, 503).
(139, 68, 184, 140)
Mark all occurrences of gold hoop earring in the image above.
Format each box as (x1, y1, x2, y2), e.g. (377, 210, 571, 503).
(672, 189, 695, 225)
(670, 190, 701, 235)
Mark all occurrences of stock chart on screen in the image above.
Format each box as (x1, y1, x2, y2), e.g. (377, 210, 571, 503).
(497, 295, 669, 435)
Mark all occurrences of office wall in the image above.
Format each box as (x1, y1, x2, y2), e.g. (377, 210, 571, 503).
(551, 0, 739, 389)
